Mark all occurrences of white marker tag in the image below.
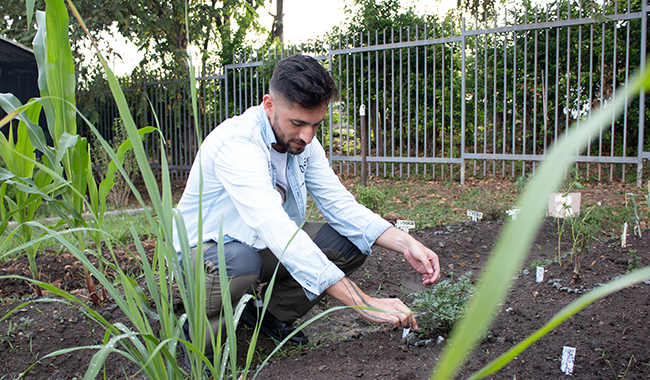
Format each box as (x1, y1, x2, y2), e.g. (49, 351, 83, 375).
(622, 222, 628, 248)
(402, 327, 410, 339)
(467, 210, 483, 222)
(536, 266, 544, 283)
(561, 346, 576, 375)
(548, 193, 581, 218)
(396, 220, 416, 234)
(506, 206, 520, 220)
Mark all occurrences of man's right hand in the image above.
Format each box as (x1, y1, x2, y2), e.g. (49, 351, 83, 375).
(326, 277, 418, 330)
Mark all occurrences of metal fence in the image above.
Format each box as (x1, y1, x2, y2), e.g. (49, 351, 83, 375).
(88, 0, 649, 185)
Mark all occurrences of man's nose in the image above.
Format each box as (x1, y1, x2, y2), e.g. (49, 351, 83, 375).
(299, 126, 316, 144)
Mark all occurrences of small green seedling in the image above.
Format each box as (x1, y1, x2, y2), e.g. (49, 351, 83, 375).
(411, 272, 475, 334)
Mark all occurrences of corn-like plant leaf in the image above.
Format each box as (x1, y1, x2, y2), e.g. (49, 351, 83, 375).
(43, 0, 77, 142)
(0, 94, 54, 165)
(26, 0, 35, 27)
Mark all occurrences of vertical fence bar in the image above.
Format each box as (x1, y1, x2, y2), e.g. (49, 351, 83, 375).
(381, 29, 388, 177)
(483, 14, 489, 177)
(461, 18, 467, 184)
(533, 8, 539, 175)
(511, 13, 517, 178)
(599, 0, 605, 181)
(407, 26, 412, 177)
(473, 15, 479, 178)
(637, 0, 647, 186)
(432, 25, 437, 179)
(450, 22, 455, 180)
(622, 0, 631, 182)
(523, 8, 529, 177)
(422, 24, 429, 178)
(375, 29, 380, 177)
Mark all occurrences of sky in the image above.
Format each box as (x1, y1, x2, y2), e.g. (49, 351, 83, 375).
(103, 0, 456, 76)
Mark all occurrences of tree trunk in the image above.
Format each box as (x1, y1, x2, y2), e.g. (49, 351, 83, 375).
(271, 0, 284, 43)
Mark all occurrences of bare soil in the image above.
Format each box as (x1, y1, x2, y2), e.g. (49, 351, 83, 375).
(0, 179, 649, 379)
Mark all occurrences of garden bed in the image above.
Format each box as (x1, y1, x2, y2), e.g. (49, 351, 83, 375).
(1, 216, 648, 379)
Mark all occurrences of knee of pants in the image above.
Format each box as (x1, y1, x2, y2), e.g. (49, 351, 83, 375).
(204, 243, 263, 318)
(204, 241, 264, 278)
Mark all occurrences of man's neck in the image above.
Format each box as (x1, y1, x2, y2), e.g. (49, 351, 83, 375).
(272, 144, 286, 153)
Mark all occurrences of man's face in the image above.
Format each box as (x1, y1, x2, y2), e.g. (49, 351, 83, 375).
(263, 94, 327, 155)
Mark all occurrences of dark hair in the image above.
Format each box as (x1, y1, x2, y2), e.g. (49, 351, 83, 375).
(269, 55, 338, 109)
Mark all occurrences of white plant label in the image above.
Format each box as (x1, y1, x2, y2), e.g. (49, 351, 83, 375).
(622, 222, 628, 248)
(402, 327, 410, 339)
(536, 266, 544, 283)
(467, 210, 483, 222)
(561, 346, 576, 375)
(396, 220, 415, 234)
(548, 193, 581, 218)
(506, 206, 521, 220)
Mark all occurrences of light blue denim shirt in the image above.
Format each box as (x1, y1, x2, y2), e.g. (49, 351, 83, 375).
(172, 104, 392, 300)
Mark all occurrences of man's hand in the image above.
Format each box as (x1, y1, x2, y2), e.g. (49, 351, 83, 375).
(326, 277, 418, 329)
(376, 227, 441, 285)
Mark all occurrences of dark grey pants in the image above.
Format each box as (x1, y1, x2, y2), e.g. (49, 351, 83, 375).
(197, 222, 365, 354)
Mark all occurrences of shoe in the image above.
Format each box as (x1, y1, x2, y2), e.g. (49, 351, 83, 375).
(239, 299, 309, 346)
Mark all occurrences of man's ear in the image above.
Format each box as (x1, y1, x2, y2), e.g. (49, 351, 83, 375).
(262, 94, 274, 119)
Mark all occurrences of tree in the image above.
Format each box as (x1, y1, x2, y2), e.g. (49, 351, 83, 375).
(1, 0, 266, 78)
(269, 0, 283, 43)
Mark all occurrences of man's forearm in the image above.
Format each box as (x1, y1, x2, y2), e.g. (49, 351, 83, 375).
(325, 277, 397, 324)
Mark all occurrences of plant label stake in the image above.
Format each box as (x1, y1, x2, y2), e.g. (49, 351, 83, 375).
(561, 346, 576, 375)
(402, 327, 410, 339)
(622, 222, 628, 248)
(536, 266, 544, 283)
(506, 206, 520, 220)
(467, 210, 483, 222)
(396, 220, 415, 234)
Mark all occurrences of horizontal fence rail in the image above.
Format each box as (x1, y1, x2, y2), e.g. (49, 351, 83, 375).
(82, 0, 649, 185)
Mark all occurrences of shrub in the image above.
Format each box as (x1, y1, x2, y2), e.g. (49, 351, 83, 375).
(356, 185, 386, 214)
(411, 271, 475, 333)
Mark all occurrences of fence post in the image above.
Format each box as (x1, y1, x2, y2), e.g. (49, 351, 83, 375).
(460, 17, 467, 185)
(637, 0, 647, 187)
(360, 104, 367, 187)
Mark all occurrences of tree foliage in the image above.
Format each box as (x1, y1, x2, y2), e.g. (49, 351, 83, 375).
(1, 0, 266, 78)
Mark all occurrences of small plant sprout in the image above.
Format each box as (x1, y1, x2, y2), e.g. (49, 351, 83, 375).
(411, 272, 475, 334)
(627, 250, 641, 273)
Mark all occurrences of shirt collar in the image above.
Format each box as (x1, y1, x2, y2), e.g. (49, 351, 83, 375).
(258, 103, 277, 150)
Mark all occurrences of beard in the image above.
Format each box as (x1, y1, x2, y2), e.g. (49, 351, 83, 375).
(271, 113, 308, 155)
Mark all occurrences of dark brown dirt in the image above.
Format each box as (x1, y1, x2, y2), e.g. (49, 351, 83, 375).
(260, 221, 650, 380)
(1, 179, 649, 379)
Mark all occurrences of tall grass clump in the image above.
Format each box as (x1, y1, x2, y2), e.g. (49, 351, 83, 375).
(429, 65, 650, 379)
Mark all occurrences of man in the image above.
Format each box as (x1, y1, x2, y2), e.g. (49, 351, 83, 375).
(173, 55, 440, 354)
